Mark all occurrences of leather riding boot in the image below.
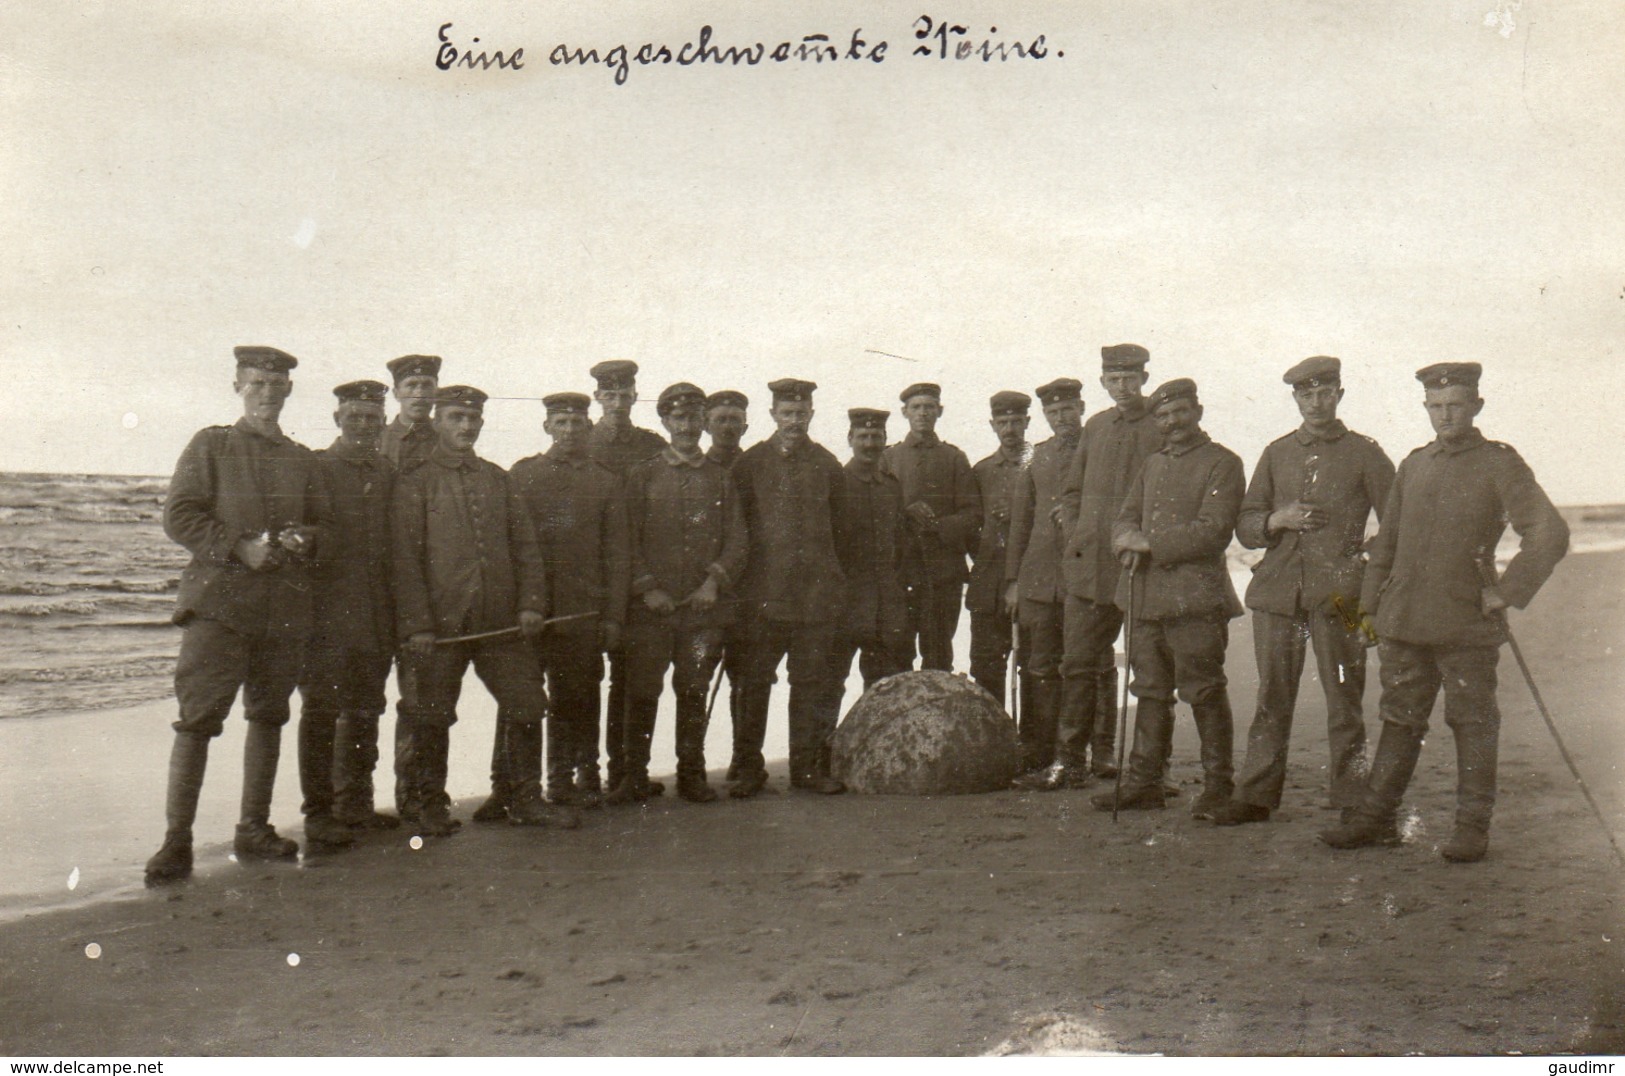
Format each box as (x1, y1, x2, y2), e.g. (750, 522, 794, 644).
(506, 721, 581, 828)
(675, 690, 717, 802)
(606, 696, 659, 804)
(1320, 721, 1422, 849)
(1019, 677, 1061, 773)
(333, 712, 395, 827)
(730, 684, 772, 790)
(1053, 670, 1094, 771)
(1190, 694, 1236, 817)
(474, 719, 511, 822)
(546, 705, 577, 803)
(1091, 663, 1120, 777)
(1445, 719, 1498, 862)
(145, 732, 209, 886)
(405, 724, 459, 836)
(1123, 695, 1174, 794)
(297, 707, 337, 822)
(237, 722, 298, 859)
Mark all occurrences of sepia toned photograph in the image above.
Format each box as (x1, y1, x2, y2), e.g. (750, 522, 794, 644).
(2, 0, 1622, 1058)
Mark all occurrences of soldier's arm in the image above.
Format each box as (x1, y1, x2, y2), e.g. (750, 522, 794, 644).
(714, 469, 749, 588)
(1058, 432, 1086, 531)
(1234, 447, 1278, 550)
(506, 472, 549, 618)
(1145, 453, 1246, 565)
(300, 454, 339, 569)
(1005, 464, 1037, 583)
(162, 429, 238, 564)
(602, 475, 631, 628)
(939, 448, 982, 556)
(626, 464, 660, 596)
(1358, 466, 1405, 618)
(390, 474, 436, 641)
(1109, 462, 1148, 548)
(1493, 449, 1570, 609)
(826, 454, 856, 578)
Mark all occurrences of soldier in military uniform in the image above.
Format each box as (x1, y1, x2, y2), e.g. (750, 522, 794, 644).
(883, 383, 980, 673)
(296, 380, 399, 852)
(392, 386, 563, 834)
(497, 392, 630, 815)
(702, 389, 754, 783)
(1321, 363, 1568, 862)
(968, 391, 1032, 704)
(733, 379, 849, 796)
(613, 383, 747, 804)
(1028, 344, 1163, 790)
(381, 354, 441, 475)
(1092, 378, 1246, 818)
(145, 346, 333, 886)
(1004, 378, 1085, 776)
(1213, 357, 1395, 826)
(822, 408, 912, 731)
(586, 359, 668, 797)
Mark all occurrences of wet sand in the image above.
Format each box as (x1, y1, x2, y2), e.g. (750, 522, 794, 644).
(0, 551, 1620, 1055)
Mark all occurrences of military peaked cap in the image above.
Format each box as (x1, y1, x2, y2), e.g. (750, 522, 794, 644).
(386, 354, 441, 382)
(543, 392, 592, 414)
(899, 382, 942, 404)
(434, 385, 487, 412)
(234, 346, 298, 372)
(333, 379, 388, 403)
(706, 389, 749, 411)
(1101, 343, 1150, 371)
(1284, 355, 1341, 388)
(1415, 362, 1482, 390)
(1035, 378, 1083, 404)
(1147, 377, 1199, 412)
(590, 359, 639, 388)
(657, 382, 707, 416)
(848, 407, 889, 430)
(989, 390, 1032, 416)
(769, 378, 817, 402)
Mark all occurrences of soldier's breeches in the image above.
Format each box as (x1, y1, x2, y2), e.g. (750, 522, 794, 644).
(173, 618, 303, 737)
(744, 620, 836, 779)
(969, 610, 1014, 701)
(1056, 596, 1123, 766)
(1122, 696, 1175, 792)
(905, 582, 963, 672)
(1127, 615, 1229, 706)
(1236, 608, 1369, 809)
(298, 644, 391, 818)
(400, 638, 547, 730)
(535, 633, 604, 789)
(1018, 598, 1064, 682)
(625, 618, 724, 700)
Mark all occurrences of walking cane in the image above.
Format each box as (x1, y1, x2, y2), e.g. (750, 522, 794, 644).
(1111, 563, 1136, 823)
(705, 648, 728, 722)
(1007, 615, 1021, 726)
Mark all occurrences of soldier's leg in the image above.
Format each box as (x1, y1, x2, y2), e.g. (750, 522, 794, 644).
(920, 582, 963, 672)
(1168, 615, 1235, 817)
(1018, 597, 1063, 774)
(549, 632, 603, 805)
(603, 645, 630, 791)
(902, 580, 926, 671)
(672, 626, 724, 802)
(146, 619, 246, 885)
(1308, 605, 1371, 810)
(968, 609, 1009, 701)
(474, 637, 578, 828)
(1037, 596, 1117, 787)
(786, 621, 841, 791)
(609, 616, 671, 803)
(396, 643, 468, 835)
(1093, 616, 1175, 810)
(295, 639, 354, 849)
(1088, 612, 1125, 777)
(826, 633, 861, 735)
(1322, 639, 1437, 849)
(1230, 609, 1310, 811)
(723, 624, 748, 781)
(732, 622, 791, 798)
(1438, 645, 1502, 861)
(333, 649, 396, 828)
(236, 631, 305, 860)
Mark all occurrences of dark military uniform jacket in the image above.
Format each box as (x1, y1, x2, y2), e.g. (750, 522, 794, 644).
(967, 444, 1026, 614)
(310, 438, 393, 653)
(1361, 429, 1568, 648)
(624, 447, 748, 629)
(164, 418, 334, 638)
(1006, 434, 1079, 604)
(588, 420, 666, 477)
(881, 431, 980, 587)
(1061, 400, 1164, 605)
(381, 415, 436, 476)
(706, 443, 744, 470)
(1111, 433, 1246, 621)
(832, 459, 908, 646)
(509, 447, 631, 637)
(735, 433, 847, 625)
(1236, 421, 1395, 618)
(391, 446, 548, 641)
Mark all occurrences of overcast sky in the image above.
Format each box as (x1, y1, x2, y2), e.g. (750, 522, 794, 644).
(6, 1, 1623, 504)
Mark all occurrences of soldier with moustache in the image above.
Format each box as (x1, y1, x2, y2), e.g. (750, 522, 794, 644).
(392, 386, 564, 835)
(146, 346, 333, 885)
(967, 391, 1032, 704)
(883, 383, 980, 673)
(702, 389, 756, 784)
(1321, 363, 1567, 862)
(1093, 378, 1246, 819)
(821, 408, 912, 730)
(381, 354, 441, 475)
(1004, 378, 1085, 777)
(488, 392, 630, 817)
(613, 383, 747, 804)
(296, 380, 400, 853)
(1213, 357, 1395, 827)
(732, 379, 849, 796)
(1027, 344, 1163, 790)
(586, 359, 668, 797)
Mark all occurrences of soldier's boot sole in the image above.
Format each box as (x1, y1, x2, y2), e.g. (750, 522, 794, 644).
(144, 832, 194, 888)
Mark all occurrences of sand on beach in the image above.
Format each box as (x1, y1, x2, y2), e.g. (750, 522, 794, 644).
(0, 550, 1620, 1056)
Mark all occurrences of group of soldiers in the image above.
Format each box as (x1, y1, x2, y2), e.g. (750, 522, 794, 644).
(143, 341, 1569, 886)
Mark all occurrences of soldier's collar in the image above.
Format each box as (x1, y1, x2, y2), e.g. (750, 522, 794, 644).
(1435, 428, 1487, 455)
(1294, 420, 1347, 446)
(661, 445, 707, 468)
(234, 417, 291, 445)
(846, 458, 882, 481)
(707, 444, 742, 465)
(392, 414, 431, 435)
(545, 444, 590, 465)
(328, 436, 382, 462)
(1114, 398, 1149, 421)
(430, 445, 478, 469)
(1162, 431, 1211, 457)
(903, 430, 941, 448)
(997, 443, 1026, 464)
(770, 431, 812, 457)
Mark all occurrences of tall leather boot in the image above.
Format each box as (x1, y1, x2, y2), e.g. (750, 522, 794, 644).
(1092, 697, 1172, 811)
(414, 723, 460, 836)
(1016, 670, 1094, 790)
(1319, 721, 1423, 848)
(545, 704, 579, 804)
(789, 685, 843, 794)
(729, 684, 772, 798)
(1443, 720, 1498, 862)
(1017, 677, 1061, 775)
(1091, 661, 1120, 778)
(675, 690, 718, 802)
(145, 731, 209, 886)
(474, 718, 511, 823)
(606, 696, 659, 804)
(1190, 694, 1236, 819)
(237, 722, 299, 859)
(333, 712, 397, 828)
(507, 720, 581, 828)
(298, 707, 352, 849)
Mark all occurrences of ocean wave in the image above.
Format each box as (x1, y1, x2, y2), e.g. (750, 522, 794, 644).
(0, 578, 177, 597)
(0, 655, 175, 686)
